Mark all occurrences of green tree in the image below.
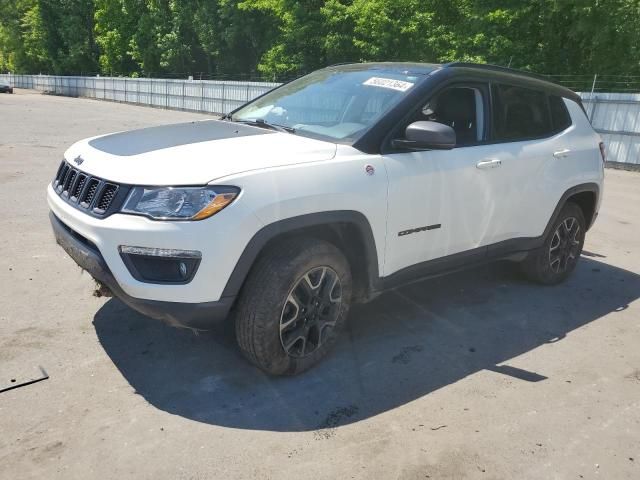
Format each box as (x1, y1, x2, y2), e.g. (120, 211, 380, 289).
(0, 0, 51, 72)
(239, 0, 333, 77)
(36, 0, 99, 73)
(0, 0, 639, 85)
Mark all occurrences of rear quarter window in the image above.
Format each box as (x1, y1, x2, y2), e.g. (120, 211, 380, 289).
(549, 95, 572, 131)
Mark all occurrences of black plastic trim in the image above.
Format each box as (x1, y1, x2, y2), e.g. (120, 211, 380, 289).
(220, 211, 380, 299)
(119, 250, 202, 285)
(542, 182, 600, 232)
(50, 212, 232, 329)
(381, 244, 488, 290)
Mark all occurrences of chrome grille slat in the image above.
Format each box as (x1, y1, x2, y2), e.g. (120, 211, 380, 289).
(52, 160, 121, 216)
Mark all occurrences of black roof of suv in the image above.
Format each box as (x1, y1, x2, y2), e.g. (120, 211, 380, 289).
(325, 61, 579, 102)
(329, 62, 583, 154)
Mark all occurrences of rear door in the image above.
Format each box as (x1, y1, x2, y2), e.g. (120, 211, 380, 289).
(485, 84, 576, 248)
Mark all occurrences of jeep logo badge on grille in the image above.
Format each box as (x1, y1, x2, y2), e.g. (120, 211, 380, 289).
(73, 155, 84, 166)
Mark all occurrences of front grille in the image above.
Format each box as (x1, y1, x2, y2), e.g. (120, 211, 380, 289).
(52, 160, 123, 217)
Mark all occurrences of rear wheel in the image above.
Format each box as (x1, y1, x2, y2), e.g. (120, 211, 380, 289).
(521, 202, 586, 285)
(234, 237, 352, 375)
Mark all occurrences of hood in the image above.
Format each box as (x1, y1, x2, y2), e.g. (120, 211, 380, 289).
(63, 120, 337, 185)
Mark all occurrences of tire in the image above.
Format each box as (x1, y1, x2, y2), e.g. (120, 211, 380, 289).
(234, 237, 352, 375)
(521, 202, 586, 285)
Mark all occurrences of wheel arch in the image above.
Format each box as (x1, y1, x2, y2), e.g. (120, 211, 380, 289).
(543, 183, 600, 239)
(567, 190, 598, 229)
(221, 211, 380, 304)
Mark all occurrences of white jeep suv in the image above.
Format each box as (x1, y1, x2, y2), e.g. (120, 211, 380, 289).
(48, 63, 604, 375)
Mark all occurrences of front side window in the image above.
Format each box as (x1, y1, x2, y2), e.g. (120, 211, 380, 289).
(491, 84, 554, 141)
(400, 86, 486, 147)
(232, 68, 427, 143)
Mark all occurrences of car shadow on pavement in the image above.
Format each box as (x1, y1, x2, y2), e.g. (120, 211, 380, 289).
(93, 257, 640, 432)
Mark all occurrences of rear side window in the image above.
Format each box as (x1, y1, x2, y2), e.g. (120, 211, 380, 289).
(549, 95, 572, 131)
(491, 84, 553, 141)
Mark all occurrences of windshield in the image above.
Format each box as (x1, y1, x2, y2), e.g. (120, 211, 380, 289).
(231, 68, 423, 143)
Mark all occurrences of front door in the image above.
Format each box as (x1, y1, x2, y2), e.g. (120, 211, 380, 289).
(382, 84, 505, 277)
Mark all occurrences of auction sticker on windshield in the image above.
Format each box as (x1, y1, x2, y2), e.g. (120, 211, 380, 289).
(363, 77, 414, 92)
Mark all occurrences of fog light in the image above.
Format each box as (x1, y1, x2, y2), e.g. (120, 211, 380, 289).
(119, 246, 202, 284)
(179, 261, 188, 279)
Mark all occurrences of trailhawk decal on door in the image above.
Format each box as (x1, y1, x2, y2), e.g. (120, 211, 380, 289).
(398, 224, 442, 237)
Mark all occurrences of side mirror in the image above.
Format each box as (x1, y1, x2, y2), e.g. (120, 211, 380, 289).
(392, 121, 456, 150)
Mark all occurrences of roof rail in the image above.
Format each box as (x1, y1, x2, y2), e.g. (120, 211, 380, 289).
(445, 62, 551, 82)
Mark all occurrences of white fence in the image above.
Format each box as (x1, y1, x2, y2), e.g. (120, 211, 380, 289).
(0, 74, 279, 115)
(1, 74, 639, 167)
(580, 93, 640, 167)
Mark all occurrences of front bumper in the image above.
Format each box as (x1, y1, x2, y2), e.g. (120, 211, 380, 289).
(50, 211, 233, 329)
(47, 183, 261, 304)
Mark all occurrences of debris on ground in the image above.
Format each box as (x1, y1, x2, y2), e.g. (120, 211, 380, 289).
(1, 367, 49, 394)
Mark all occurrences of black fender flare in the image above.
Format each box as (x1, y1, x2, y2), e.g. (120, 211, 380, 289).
(542, 182, 600, 239)
(220, 210, 380, 300)
(488, 182, 601, 257)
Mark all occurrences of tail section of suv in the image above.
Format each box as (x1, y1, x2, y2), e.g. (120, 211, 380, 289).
(48, 62, 604, 375)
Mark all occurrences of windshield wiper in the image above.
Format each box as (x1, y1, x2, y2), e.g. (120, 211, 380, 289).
(233, 118, 296, 134)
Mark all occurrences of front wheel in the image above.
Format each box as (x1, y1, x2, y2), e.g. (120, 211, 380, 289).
(234, 237, 352, 375)
(521, 202, 586, 285)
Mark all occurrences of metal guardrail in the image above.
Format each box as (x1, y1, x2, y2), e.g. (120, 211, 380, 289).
(2, 74, 639, 166)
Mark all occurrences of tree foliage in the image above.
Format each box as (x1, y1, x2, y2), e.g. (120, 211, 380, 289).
(1, 0, 639, 80)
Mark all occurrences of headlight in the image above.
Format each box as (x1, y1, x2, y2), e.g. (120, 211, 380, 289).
(122, 186, 239, 220)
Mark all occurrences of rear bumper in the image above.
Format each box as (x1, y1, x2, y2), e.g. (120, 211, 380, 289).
(50, 211, 233, 329)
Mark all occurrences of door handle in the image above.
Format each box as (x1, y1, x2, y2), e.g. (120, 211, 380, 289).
(476, 159, 502, 169)
(553, 149, 571, 159)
